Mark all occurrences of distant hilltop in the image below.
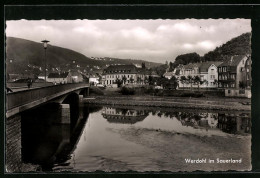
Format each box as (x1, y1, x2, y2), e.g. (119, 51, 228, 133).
(5, 37, 162, 74)
(169, 32, 251, 70)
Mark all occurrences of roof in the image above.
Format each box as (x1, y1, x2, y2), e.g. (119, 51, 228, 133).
(104, 64, 138, 74)
(164, 72, 174, 77)
(219, 55, 246, 67)
(70, 71, 82, 76)
(199, 61, 223, 72)
(182, 61, 223, 72)
(183, 63, 202, 69)
(48, 72, 69, 78)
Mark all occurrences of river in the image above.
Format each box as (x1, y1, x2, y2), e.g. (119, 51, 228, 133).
(17, 104, 251, 172)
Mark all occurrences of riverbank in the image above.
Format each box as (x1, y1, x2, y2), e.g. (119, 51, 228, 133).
(83, 95, 251, 111)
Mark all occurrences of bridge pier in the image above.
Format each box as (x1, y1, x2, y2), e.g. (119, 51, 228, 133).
(79, 95, 83, 101)
(82, 88, 89, 97)
(53, 104, 70, 124)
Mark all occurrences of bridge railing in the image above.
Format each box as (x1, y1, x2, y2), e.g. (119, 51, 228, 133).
(6, 83, 89, 111)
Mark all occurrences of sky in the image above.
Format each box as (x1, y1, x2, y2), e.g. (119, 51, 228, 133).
(6, 19, 251, 63)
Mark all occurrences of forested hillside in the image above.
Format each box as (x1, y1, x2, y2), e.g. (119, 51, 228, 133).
(169, 32, 251, 70)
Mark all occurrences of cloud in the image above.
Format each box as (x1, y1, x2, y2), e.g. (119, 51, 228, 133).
(6, 19, 251, 63)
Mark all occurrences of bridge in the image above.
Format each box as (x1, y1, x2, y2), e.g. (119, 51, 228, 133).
(6, 83, 90, 118)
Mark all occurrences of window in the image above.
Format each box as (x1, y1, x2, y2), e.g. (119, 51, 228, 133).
(247, 74, 249, 80)
(210, 75, 215, 79)
(247, 68, 249, 72)
(239, 90, 245, 94)
(231, 83, 235, 88)
(228, 90, 231, 94)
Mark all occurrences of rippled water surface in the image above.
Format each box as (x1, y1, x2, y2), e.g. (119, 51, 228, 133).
(50, 106, 251, 172)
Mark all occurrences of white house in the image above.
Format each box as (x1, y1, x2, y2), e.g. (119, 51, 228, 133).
(178, 61, 222, 88)
(70, 70, 83, 83)
(89, 74, 100, 84)
(47, 72, 72, 84)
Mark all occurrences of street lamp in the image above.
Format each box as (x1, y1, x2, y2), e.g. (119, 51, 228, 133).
(41, 40, 50, 85)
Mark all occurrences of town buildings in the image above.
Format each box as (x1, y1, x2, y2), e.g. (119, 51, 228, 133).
(178, 61, 222, 88)
(47, 72, 72, 84)
(218, 55, 251, 98)
(244, 56, 252, 89)
(46, 71, 83, 84)
(163, 71, 175, 79)
(102, 64, 147, 87)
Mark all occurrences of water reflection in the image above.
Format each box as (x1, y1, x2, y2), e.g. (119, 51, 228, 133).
(20, 104, 101, 171)
(19, 105, 251, 172)
(218, 113, 251, 134)
(101, 106, 251, 135)
(102, 107, 149, 124)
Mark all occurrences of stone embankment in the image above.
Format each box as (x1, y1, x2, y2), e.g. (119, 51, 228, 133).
(83, 96, 251, 111)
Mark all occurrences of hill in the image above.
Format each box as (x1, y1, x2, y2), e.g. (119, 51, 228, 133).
(202, 32, 251, 61)
(169, 32, 251, 70)
(6, 37, 162, 74)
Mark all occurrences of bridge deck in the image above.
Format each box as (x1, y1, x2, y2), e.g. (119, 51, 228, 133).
(6, 83, 89, 118)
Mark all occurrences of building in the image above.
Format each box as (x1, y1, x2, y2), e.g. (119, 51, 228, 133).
(47, 72, 72, 84)
(102, 64, 146, 86)
(163, 71, 175, 79)
(178, 61, 222, 88)
(218, 55, 251, 98)
(89, 74, 100, 85)
(244, 56, 252, 89)
(199, 61, 222, 88)
(217, 113, 251, 134)
(70, 70, 84, 83)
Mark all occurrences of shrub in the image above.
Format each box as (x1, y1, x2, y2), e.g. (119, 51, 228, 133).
(180, 92, 204, 98)
(89, 86, 104, 95)
(120, 87, 135, 95)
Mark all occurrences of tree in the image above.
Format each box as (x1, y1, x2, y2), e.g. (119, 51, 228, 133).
(180, 76, 186, 90)
(148, 76, 154, 85)
(169, 76, 178, 90)
(187, 75, 193, 90)
(213, 79, 218, 87)
(142, 62, 146, 69)
(144, 76, 149, 84)
(193, 76, 201, 91)
(172, 53, 201, 68)
(115, 78, 123, 88)
(122, 75, 127, 84)
(203, 80, 209, 90)
(130, 76, 134, 84)
(137, 76, 141, 84)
